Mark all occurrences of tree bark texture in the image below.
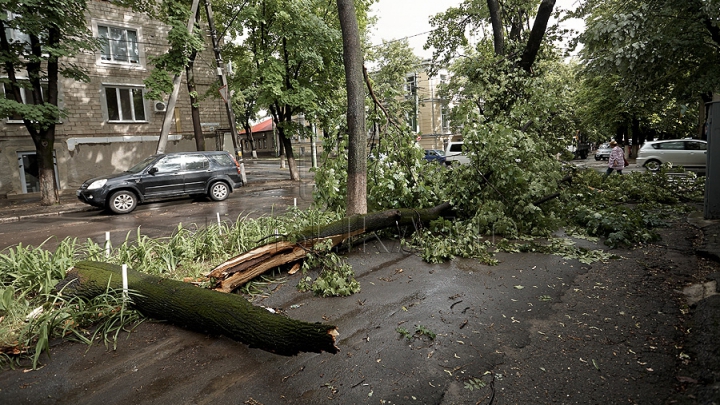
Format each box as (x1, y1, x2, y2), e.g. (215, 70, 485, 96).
(337, 0, 367, 216)
(61, 261, 339, 356)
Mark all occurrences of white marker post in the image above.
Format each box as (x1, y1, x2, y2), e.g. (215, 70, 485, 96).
(217, 213, 222, 235)
(121, 264, 128, 301)
(294, 197, 297, 207)
(105, 231, 111, 258)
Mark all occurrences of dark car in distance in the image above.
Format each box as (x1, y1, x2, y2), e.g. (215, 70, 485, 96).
(424, 149, 446, 164)
(77, 151, 244, 214)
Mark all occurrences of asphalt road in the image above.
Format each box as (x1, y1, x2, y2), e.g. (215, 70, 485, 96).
(1, 223, 715, 404)
(0, 159, 315, 251)
(1, 155, 719, 404)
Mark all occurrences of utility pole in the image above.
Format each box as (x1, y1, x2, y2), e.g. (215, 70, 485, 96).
(156, 0, 201, 154)
(203, 0, 246, 184)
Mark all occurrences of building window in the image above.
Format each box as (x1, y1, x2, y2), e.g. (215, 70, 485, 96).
(18, 151, 59, 194)
(98, 25, 140, 64)
(3, 12, 30, 46)
(104, 85, 146, 122)
(441, 104, 450, 131)
(3, 81, 49, 123)
(405, 74, 418, 132)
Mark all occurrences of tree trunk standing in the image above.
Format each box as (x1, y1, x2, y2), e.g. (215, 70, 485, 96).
(518, 0, 555, 73)
(247, 131, 258, 159)
(34, 131, 59, 205)
(30, 29, 60, 206)
(187, 9, 205, 151)
(61, 261, 339, 356)
(278, 135, 286, 168)
(281, 133, 300, 181)
(337, 0, 367, 216)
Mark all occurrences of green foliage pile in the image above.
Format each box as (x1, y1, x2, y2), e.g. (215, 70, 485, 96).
(297, 240, 360, 297)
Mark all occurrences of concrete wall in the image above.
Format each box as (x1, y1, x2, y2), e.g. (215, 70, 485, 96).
(0, 0, 229, 198)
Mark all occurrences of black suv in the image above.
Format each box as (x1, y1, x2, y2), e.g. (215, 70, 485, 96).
(77, 151, 244, 214)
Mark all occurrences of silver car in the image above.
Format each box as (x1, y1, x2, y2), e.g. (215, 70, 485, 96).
(594, 143, 612, 160)
(636, 139, 707, 171)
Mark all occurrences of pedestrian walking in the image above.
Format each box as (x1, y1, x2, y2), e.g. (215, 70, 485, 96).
(606, 140, 626, 176)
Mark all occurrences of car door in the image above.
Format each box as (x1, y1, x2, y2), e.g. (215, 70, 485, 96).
(182, 154, 211, 194)
(684, 141, 707, 168)
(141, 154, 185, 198)
(656, 141, 685, 166)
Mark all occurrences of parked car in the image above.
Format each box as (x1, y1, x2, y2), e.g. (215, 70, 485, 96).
(594, 143, 612, 160)
(567, 141, 591, 159)
(635, 139, 707, 171)
(444, 141, 468, 165)
(77, 151, 244, 214)
(423, 149, 446, 164)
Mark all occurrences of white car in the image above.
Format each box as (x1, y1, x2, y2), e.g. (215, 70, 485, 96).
(636, 139, 707, 171)
(444, 141, 469, 165)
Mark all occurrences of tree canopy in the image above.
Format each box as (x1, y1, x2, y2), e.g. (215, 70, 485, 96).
(577, 0, 720, 140)
(0, 0, 99, 205)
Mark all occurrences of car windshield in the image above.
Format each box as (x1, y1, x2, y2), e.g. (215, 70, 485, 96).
(126, 156, 159, 173)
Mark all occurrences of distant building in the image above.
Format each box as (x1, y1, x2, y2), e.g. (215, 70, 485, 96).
(239, 119, 276, 156)
(0, 1, 228, 198)
(404, 63, 456, 151)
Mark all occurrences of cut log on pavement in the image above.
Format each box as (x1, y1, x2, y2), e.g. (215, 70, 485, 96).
(60, 261, 339, 356)
(208, 202, 454, 292)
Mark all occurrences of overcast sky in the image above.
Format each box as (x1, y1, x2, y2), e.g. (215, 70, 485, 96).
(369, 0, 585, 59)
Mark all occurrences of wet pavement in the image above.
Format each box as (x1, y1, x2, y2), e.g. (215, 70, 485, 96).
(1, 157, 720, 404)
(0, 158, 315, 251)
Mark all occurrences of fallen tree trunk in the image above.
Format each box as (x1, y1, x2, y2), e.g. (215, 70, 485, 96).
(208, 202, 454, 292)
(60, 261, 339, 356)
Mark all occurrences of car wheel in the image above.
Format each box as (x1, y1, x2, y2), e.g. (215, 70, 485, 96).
(108, 190, 137, 214)
(595, 156, 600, 161)
(644, 159, 662, 172)
(209, 181, 230, 201)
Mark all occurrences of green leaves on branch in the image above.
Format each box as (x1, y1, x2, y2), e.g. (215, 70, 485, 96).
(297, 240, 360, 297)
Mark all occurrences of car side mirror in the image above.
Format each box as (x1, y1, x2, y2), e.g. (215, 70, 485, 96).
(148, 167, 158, 175)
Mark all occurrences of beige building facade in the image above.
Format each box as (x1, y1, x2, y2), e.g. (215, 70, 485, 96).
(0, 0, 229, 198)
(405, 66, 457, 151)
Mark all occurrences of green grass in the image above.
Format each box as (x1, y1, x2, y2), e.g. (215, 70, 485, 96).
(0, 206, 341, 369)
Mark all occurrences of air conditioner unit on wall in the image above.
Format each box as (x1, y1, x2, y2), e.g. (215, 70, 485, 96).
(154, 101, 167, 112)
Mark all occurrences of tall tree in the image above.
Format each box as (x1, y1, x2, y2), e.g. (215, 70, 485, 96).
(217, 0, 373, 181)
(426, 0, 557, 74)
(425, 0, 558, 124)
(0, 0, 98, 205)
(337, 0, 367, 215)
(578, 0, 720, 137)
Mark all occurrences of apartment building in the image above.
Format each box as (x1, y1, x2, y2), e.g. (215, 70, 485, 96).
(404, 65, 456, 151)
(0, 0, 228, 198)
